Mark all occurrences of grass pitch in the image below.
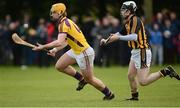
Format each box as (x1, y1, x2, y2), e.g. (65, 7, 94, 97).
(0, 65, 180, 107)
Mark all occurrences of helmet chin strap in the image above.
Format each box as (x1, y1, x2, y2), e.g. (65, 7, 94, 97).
(124, 15, 129, 20)
(124, 10, 130, 20)
(57, 13, 65, 23)
(121, 12, 132, 24)
(59, 14, 64, 20)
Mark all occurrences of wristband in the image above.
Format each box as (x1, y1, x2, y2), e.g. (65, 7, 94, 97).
(52, 47, 58, 52)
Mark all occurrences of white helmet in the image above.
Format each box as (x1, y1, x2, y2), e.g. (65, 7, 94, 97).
(121, 1, 137, 13)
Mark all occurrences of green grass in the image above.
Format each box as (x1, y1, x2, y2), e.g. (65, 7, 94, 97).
(0, 65, 180, 107)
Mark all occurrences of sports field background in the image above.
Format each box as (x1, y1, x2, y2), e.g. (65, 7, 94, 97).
(0, 65, 180, 107)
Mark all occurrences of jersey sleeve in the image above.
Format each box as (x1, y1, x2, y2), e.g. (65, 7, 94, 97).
(58, 22, 69, 33)
(129, 16, 141, 34)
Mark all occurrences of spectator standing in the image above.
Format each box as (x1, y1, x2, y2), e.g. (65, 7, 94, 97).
(163, 19, 176, 64)
(149, 23, 163, 65)
(36, 18, 49, 67)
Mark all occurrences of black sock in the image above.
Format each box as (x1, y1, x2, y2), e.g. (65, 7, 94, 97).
(160, 69, 169, 77)
(160, 69, 166, 77)
(102, 87, 111, 96)
(74, 71, 83, 81)
(132, 92, 138, 98)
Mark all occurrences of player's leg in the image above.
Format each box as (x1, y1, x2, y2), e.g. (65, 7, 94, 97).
(55, 51, 84, 82)
(81, 68, 114, 100)
(137, 65, 180, 86)
(135, 49, 162, 86)
(78, 47, 114, 100)
(126, 60, 139, 101)
(137, 67, 162, 86)
(137, 48, 180, 86)
(80, 58, 114, 100)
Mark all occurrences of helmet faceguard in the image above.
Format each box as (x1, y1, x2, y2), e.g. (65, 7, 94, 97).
(120, 1, 137, 13)
(120, 1, 137, 20)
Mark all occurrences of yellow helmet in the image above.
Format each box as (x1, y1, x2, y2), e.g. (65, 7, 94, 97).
(51, 3, 66, 15)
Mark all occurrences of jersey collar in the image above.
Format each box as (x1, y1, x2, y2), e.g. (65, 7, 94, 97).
(125, 14, 135, 24)
(129, 14, 135, 20)
(58, 17, 67, 24)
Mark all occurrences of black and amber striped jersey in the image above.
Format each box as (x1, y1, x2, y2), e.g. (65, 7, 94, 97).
(122, 15, 149, 49)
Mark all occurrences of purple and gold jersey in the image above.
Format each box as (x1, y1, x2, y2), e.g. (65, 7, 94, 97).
(58, 17, 90, 54)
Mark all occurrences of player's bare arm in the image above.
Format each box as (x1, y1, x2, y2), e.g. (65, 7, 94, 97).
(32, 33, 67, 51)
(47, 42, 68, 57)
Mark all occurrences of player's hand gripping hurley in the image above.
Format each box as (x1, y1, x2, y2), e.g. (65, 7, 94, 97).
(100, 32, 119, 46)
(12, 33, 49, 52)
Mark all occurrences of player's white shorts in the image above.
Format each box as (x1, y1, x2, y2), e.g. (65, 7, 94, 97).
(66, 47, 95, 70)
(131, 49, 152, 69)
